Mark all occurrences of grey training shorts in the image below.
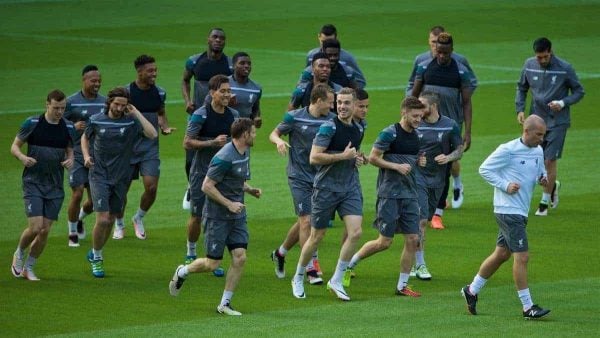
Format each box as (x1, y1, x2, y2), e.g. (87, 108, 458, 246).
(495, 213, 529, 253)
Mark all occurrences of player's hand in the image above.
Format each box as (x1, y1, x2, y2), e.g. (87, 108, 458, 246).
(463, 132, 472, 152)
(253, 117, 263, 129)
(213, 134, 228, 147)
(61, 158, 73, 170)
(185, 101, 196, 114)
(355, 152, 366, 168)
(161, 126, 177, 135)
(20, 155, 37, 167)
(418, 152, 427, 167)
(538, 175, 548, 187)
(396, 163, 412, 175)
(507, 182, 520, 194)
(74, 121, 86, 131)
(246, 187, 262, 199)
(275, 140, 290, 156)
(227, 201, 245, 214)
(517, 112, 525, 125)
(548, 100, 564, 112)
(84, 156, 94, 168)
(126, 104, 141, 117)
(342, 141, 357, 160)
(434, 154, 449, 164)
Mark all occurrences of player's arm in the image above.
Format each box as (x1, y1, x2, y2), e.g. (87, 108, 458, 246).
(411, 77, 424, 98)
(61, 145, 74, 170)
(460, 86, 473, 152)
(202, 176, 245, 214)
(243, 182, 261, 199)
(368, 146, 411, 175)
(563, 65, 585, 106)
(515, 65, 529, 124)
(251, 94, 262, 128)
(181, 69, 195, 114)
(157, 106, 176, 135)
(269, 128, 290, 156)
(479, 145, 511, 191)
(129, 104, 157, 139)
(11, 137, 36, 167)
(309, 142, 356, 166)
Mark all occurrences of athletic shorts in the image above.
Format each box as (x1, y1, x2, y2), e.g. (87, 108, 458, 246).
(542, 126, 567, 160)
(288, 178, 313, 216)
(68, 157, 90, 188)
(204, 217, 248, 260)
(90, 180, 129, 214)
(495, 213, 528, 253)
(373, 197, 420, 237)
(417, 185, 443, 221)
(189, 173, 206, 217)
(311, 187, 363, 229)
(130, 159, 161, 180)
(23, 182, 64, 220)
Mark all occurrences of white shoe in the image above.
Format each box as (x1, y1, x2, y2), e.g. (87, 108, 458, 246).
(169, 265, 186, 296)
(327, 280, 350, 301)
(217, 303, 242, 316)
(11, 254, 24, 278)
(112, 226, 124, 239)
(535, 203, 549, 216)
(551, 181, 561, 209)
(291, 277, 306, 299)
(22, 268, 40, 281)
(416, 264, 432, 280)
(132, 216, 146, 240)
(182, 188, 191, 211)
(68, 234, 80, 247)
(451, 187, 464, 209)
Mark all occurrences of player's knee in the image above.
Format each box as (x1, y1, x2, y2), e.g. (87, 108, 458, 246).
(347, 227, 362, 242)
(406, 234, 419, 249)
(231, 251, 247, 267)
(514, 252, 529, 265)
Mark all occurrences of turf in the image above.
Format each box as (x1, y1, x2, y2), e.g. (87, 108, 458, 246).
(1, 0, 599, 336)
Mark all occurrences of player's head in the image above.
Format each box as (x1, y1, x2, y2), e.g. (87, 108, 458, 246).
(522, 115, 546, 147)
(354, 88, 369, 121)
(208, 74, 231, 107)
(336, 87, 356, 120)
(400, 96, 425, 129)
(134, 54, 157, 86)
(318, 24, 337, 46)
(81, 64, 101, 96)
(533, 37, 552, 68)
(418, 91, 440, 118)
(435, 32, 454, 65)
(310, 84, 335, 114)
(45, 89, 66, 120)
(428, 25, 445, 54)
(322, 38, 341, 67)
(231, 117, 256, 146)
(208, 28, 226, 53)
(311, 52, 331, 82)
(232, 52, 251, 78)
(105, 87, 130, 118)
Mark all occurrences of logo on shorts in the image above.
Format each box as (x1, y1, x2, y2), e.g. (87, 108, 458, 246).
(298, 203, 303, 212)
(518, 239, 524, 247)
(211, 243, 218, 251)
(27, 204, 32, 212)
(381, 223, 387, 231)
(98, 199, 102, 207)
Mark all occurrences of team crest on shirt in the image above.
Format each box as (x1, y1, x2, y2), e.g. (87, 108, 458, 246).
(533, 76, 538, 81)
(551, 75, 557, 84)
(100, 128, 106, 134)
(81, 110, 88, 116)
(100, 108, 105, 114)
(119, 127, 126, 135)
(417, 132, 423, 139)
(249, 94, 254, 102)
(438, 132, 444, 142)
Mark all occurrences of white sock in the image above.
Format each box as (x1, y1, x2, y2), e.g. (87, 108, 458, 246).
(78, 208, 89, 220)
(453, 175, 463, 189)
(435, 208, 444, 217)
(115, 218, 125, 229)
(348, 253, 361, 269)
(415, 250, 425, 267)
(220, 290, 234, 306)
(294, 264, 306, 280)
(397, 273, 410, 290)
(469, 274, 487, 295)
(541, 193, 551, 204)
(178, 265, 190, 278)
(277, 245, 288, 256)
(68, 221, 78, 234)
(14, 247, 25, 259)
(187, 241, 197, 257)
(92, 249, 103, 260)
(25, 256, 36, 270)
(331, 260, 349, 284)
(135, 208, 146, 219)
(518, 288, 533, 311)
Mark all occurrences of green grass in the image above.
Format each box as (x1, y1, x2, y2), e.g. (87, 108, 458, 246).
(1, 0, 599, 336)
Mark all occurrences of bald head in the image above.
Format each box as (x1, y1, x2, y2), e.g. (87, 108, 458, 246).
(522, 115, 546, 147)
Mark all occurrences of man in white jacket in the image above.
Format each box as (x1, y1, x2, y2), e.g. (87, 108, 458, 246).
(461, 115, 551, 319)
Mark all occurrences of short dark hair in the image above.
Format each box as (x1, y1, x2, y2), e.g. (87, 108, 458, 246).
(231, 117, 254, 139)
(356, 88, 368, 101)
(320, 24, 337, 36)
(208, 74, 229, 91)
(322, 38, 341, 50)
(338, 87, 356, 100)
(312, 52, 329, 65)
(310, 84, 334, 104)
(533, 37, 552, 53)
(430, 25, 445, 35)
(134, 54, 155, 69)
(401, 96, 425, 111)
(46, 89, 66, 103)
(232, 51, 250, 65)
(419, 91, 440, 107)
(209, 27, 225, 36)
(437, 32, 453, 46)
(105, 87, 129, 112)
(82, 65, 98, 76)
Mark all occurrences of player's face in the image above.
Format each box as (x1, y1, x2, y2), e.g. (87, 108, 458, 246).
(244, 125, 257, 147)
(354, 98, 369, 120)
(46, 99, 66, 122)
(137, 63, 157, 86)
(403, 108, 423, 130)
(83, 71, 102, 96)
(524, 124, 546, 147)
(313, 58, 331, 82)
(535, 50, 552, 68)
(428, 32, 438, 55)
(210, 82, 232, 107)
(435, 43, 453, 65)
(208, 30, 226, 52)
(324, 47, 340, 68)
(109, 97, 128, 118)
(418, 97, 432, 118)
(336, 93, 355, 121)
(316, 92, 334, 115)
(234, 56, 251, 78)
